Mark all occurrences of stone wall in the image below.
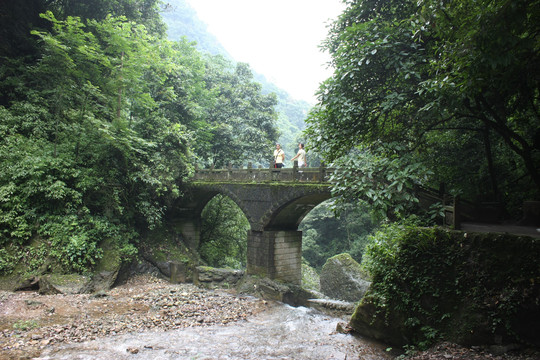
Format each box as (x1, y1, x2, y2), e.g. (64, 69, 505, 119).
(350, 228, 540, 348)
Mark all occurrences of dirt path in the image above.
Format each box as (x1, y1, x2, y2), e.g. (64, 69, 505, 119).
(460, 223, 540, 238)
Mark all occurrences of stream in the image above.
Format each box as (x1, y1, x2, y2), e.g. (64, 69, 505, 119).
(35, 301, 394, 360)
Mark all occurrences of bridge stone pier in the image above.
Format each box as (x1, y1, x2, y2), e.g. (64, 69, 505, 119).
(172, 164, 333, 284)
(247, 230, 302, 284)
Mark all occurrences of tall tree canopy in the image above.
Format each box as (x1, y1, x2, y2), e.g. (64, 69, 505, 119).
(0, 12, 196, 273)
(307, 0, 539, 215)
(196, 58, 279, 168)
(0, 2, 279, 274)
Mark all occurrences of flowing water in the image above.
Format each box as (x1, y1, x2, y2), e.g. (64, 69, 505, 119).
(36, 302, 394, 360)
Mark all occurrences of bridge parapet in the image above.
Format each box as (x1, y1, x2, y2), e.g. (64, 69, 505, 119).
(194, 163, 335, 183)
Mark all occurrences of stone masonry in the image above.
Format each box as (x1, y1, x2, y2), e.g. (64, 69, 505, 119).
(171, 168, 332, 285)
(247, 230, 302, 284)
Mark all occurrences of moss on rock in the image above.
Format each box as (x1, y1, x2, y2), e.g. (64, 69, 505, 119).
(39, 274, 90, 295)
(134, 225, 196, 282)
(350, 227, 540, 349)
(320, 253, 371, 302)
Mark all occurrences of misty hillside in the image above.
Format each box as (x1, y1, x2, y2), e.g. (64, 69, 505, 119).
(161, 0, 312, 155)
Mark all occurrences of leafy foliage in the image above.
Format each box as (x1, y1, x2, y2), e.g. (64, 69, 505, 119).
(328, 144, 432, 220)
(0, 13, 190, 274)
(199, 195, 249, 269)
(0, 3, 279, 275)
(307, 0, 540, 217)
(359, 225, 540, 348)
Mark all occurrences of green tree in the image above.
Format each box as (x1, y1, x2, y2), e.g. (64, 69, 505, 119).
(195, 57, 279, 168)
(0, 13, 199, 274)
(307, 0, 540, 216)
(0, 0, 166, 107)
(28, 12, 195, 223)
(199, 195, 249, 269)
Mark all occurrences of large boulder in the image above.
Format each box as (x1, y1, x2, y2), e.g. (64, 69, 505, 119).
(195, 266, 244, 288)
(5, 274, 90, 295)
(81, 269, 119, 293)
(349, 294, 410, 346)
(80, 237, 123, 293)
(236, 275, 316, 307)
(135, 226, 196, 282)
(39, 274, 90, 295)
(319, 253, 371, 302)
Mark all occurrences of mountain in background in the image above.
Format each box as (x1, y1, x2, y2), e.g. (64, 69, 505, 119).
(162, 0, 232, 58)
(161, 0, 311, 156)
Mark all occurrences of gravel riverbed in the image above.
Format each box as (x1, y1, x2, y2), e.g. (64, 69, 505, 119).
(1, 275, 538, 360)
(0, 276, 264, 359)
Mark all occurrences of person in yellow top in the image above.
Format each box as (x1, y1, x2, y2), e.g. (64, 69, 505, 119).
(273, 143, 285, 168)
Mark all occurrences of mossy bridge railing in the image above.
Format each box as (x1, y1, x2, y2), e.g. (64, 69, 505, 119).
(192, 161, 334, 183)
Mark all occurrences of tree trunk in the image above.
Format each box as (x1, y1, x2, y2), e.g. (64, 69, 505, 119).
(475, 96, 540, 195)
(482, 126, 499, 198)
(116, 51, 124, 120)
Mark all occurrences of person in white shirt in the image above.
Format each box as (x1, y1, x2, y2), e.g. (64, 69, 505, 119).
(291, 143, 307, 167)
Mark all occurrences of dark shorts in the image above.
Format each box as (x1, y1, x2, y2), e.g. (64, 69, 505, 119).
(274, 163, 284, 168)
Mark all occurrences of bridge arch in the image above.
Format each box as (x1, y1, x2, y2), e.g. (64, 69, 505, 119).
(264, 192, 332, 231)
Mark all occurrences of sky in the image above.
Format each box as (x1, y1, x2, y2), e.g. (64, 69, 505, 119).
(185, 0, 346, 104)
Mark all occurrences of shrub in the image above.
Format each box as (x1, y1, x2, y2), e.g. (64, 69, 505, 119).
(354, 225, 540, 348)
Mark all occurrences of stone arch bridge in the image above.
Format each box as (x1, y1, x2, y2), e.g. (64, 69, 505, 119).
(170, 164, 334, 285)
(171, 164, 448, 285)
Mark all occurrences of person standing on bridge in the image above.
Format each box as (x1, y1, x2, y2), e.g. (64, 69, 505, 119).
(291, 143, 307, 167)
(273, 143, 285, 168)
